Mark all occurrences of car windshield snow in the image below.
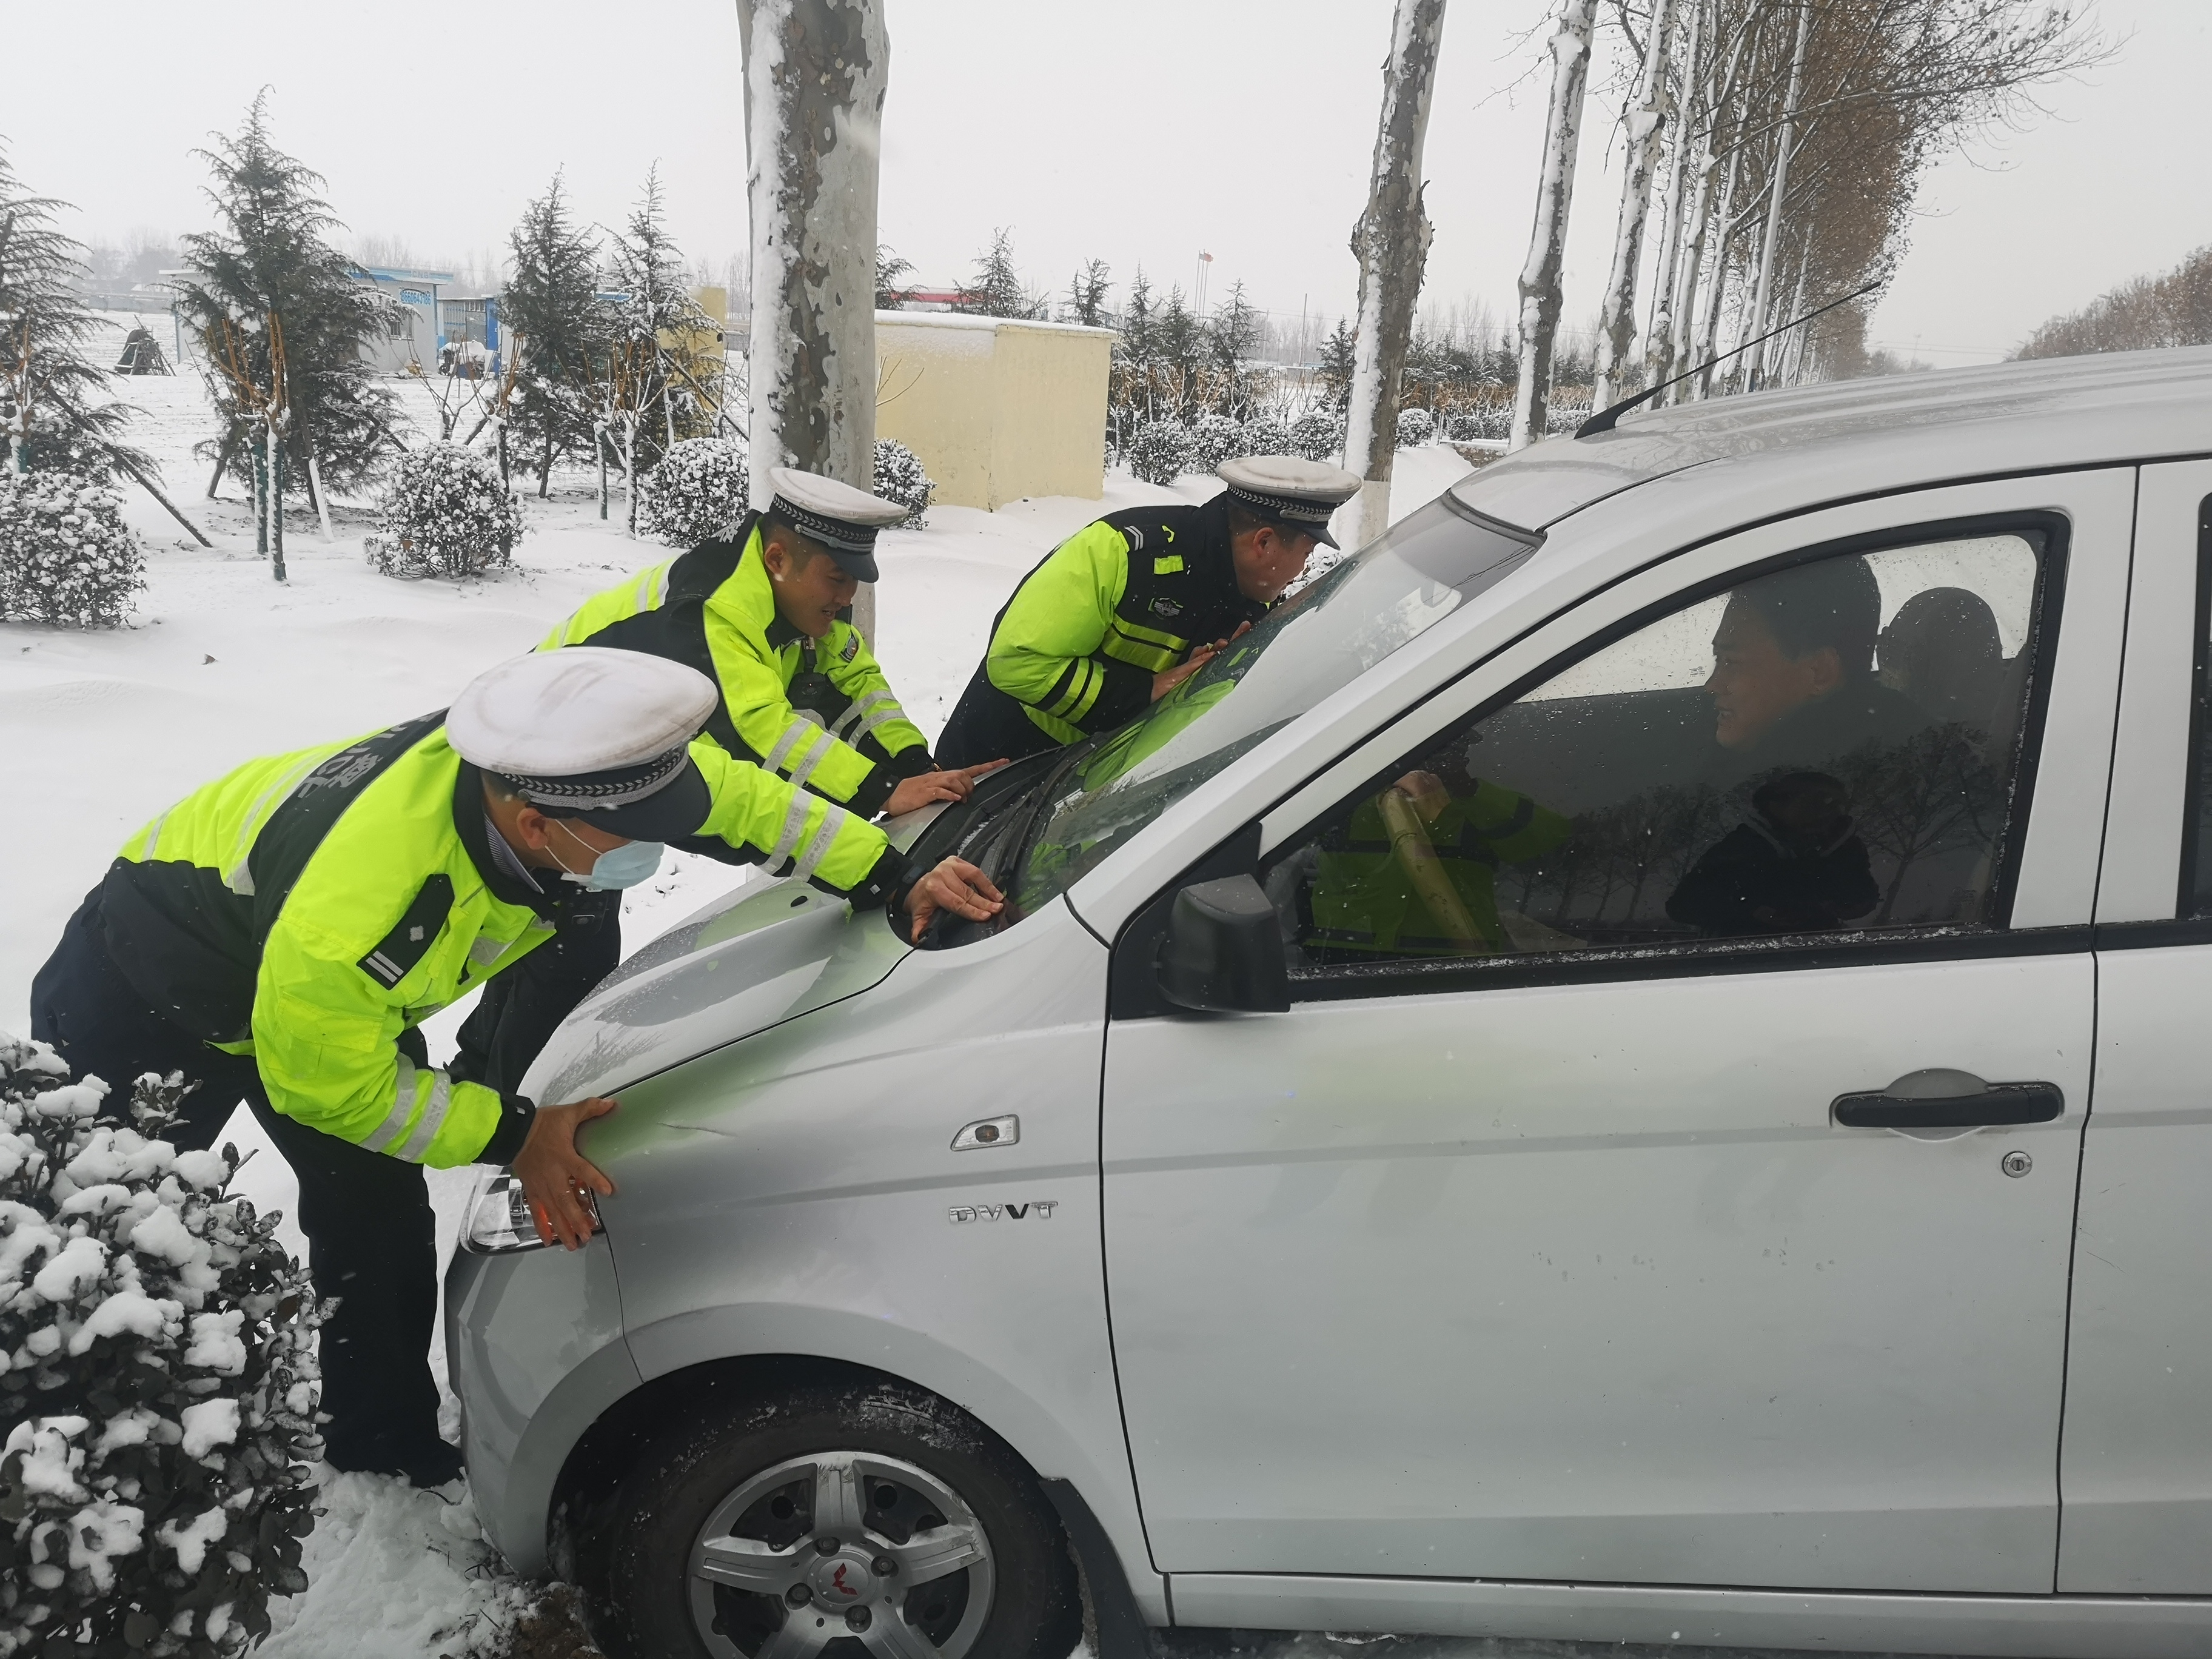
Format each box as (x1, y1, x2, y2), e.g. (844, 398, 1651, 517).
(997, 490, 1542, 921)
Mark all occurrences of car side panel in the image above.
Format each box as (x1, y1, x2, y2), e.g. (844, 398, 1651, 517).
(1172, 1573, 2212, 1658)
(452, 1236, 640, 1575)
(596, 900, 1166, 1621)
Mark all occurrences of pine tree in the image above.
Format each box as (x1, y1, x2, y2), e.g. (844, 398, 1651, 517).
(955, 228, 1044, 320)
(175, 94, 398, 542)
(1318, 318, 1358, 412)
(0, 145, 147, 482)
(876, 244, 914, 310)
(1156, 286, 1203, 419)
(1111, 266, 1158, 430)
(1206, 280, 1261, 416)
(597, 166, 717, 531)
(502, 171, 606, 497)
(1068, 258, 1111, 326)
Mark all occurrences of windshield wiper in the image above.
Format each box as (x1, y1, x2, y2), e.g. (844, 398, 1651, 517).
(996, 736, 1099, 891)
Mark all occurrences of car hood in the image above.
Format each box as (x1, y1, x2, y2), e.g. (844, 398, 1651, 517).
(515, 810, 945, 1105)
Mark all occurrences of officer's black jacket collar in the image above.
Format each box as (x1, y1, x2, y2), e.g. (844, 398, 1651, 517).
(766, 614, 806, 651)
(454, 761, 565, 917)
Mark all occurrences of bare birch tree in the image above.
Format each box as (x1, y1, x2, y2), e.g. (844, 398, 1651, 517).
(1591, 0, 1677, 410)
(1338, 0, 1449, 555)
(736, 0, 889, 634)
(1510, 0, 1596, 450)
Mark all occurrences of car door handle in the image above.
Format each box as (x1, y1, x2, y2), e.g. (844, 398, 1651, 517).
(1832, 1080, 2065, 1129)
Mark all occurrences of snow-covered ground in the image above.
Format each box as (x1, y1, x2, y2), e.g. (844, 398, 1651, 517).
(2, 343, 1480, 1657)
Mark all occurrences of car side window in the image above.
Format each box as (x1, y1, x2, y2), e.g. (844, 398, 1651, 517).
(1265, 523, 2056, 982)
(2178, 495, 2212, 916)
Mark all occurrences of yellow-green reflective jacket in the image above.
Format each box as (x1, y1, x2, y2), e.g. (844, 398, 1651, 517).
(980, 497, 1264, 746)
(541, 518, 932, 816)
(97, 717, 898, 1170)
(1306, 779, 1571, 957)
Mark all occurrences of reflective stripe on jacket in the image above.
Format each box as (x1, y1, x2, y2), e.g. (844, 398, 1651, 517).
(98, 720, 898, 1169)
(983, 495, 1264, 746)
(543, 520, 932, 815)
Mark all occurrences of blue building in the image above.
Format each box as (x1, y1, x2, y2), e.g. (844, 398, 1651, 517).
(350, 266, 458, 375)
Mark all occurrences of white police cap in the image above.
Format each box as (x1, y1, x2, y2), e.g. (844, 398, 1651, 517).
(447, 647, 717, 837)
(766, 466, 909, 581)
(1217, 455, 1362, 548)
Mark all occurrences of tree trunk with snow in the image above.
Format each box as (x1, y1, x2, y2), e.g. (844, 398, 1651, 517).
(1337, 0, 1449, 556)
(1642, 0, 1701, 392)
(1592, 0, 1677, 412)
(1690, 139, 1741, 399)
(737, 0, 889, 635)
(1746, 0, 1812, 390)
(1510, 0, 1596, 452)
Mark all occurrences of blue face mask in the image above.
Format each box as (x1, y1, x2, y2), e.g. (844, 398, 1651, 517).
(552, 823, 665, 891)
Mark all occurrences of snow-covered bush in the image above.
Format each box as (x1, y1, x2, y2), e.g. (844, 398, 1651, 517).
(640, 437, 749, 548)
(1546, 400, 1595, 436)
(1238, 416, 1292, 460)
(1124, 420, 1193, 486)
(1287, 410, 1344, 464)
(1447, 403, 1510, 443)
(0, 469, 146, 629)
(364, 443, 525, 580)
(0, 1037, 323, 1657)
(1188, 412, 1245, 477)
(871, 438, 933, 529)
(1396, 407, 1436, 448)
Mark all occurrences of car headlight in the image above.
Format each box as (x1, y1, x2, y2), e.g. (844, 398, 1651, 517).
(463, 1171, 546, 1255)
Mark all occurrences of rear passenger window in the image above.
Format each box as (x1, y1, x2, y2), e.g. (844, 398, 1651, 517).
(1267, 525, 2057, 978)
(2179, 495, 2212, 916)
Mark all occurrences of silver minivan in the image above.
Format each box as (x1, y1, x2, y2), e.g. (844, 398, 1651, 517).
(450, 347, 2212, 1659)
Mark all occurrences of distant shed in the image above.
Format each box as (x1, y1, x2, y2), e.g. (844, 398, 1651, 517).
(873, 312, 1113, 511)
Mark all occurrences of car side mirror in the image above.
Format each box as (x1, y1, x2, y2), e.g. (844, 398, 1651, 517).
(1155, 875, 1289, 1014)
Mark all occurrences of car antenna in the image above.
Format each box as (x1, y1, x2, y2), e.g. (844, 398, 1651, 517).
(1575, 279, 1884, 440)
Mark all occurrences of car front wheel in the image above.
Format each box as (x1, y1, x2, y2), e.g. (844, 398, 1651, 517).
(589, 1373, 1081, 1659)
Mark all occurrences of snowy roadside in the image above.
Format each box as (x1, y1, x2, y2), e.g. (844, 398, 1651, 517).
(2, 353, 1487, 1656)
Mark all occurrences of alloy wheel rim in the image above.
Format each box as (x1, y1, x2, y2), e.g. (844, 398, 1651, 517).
(686, 1450, 996, 1659)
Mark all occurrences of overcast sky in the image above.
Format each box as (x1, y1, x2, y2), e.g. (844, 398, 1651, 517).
(3, 0, 2197, 364)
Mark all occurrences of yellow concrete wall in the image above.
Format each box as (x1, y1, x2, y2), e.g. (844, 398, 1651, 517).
(874, 312, 1113, 511)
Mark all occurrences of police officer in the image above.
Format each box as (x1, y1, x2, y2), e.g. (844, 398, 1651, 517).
(937, 455, 1361, 767)
(27, 649, 1002, 1486)
(545, 466, 1000, 819)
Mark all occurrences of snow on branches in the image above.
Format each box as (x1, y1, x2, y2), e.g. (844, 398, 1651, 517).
(366, 444, 525, 581)
(640, 438, 751, 549)
(870, 440, 933, 529)
(0, 470, 147, 629)
(1124, 421, 1194, 487)
(0, 1037, 323, 1657)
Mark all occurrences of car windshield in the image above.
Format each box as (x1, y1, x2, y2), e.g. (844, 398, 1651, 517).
(1008, 490, 1542, 916)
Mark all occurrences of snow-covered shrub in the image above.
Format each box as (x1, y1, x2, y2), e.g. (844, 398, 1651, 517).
(1188, 412, 1245, 476)
(1238, 416, 1292, 460)
(364, 443, 525, 580)
(871, 439, 933, 529)
(1124, 420, 1193, 486)
(0, 469, 146, 629)
(640, 437, 749, 549)
(1287, 410, 1344, 463)
(1447, 403, 1510, 443)
(1546, 400, 1594, 437)
(0, 1037, 323, 1657)
(1396, 407, 1436, 448)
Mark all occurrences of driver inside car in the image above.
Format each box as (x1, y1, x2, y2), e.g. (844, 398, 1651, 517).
(1704, 554, 1926, 772)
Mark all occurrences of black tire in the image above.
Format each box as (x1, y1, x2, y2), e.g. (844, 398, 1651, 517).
(588, 1372, 1082, 1659)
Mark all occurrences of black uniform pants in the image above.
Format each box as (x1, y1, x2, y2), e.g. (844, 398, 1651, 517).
(28, 886, 620, 1472)
(937, 666, 1063, 770)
